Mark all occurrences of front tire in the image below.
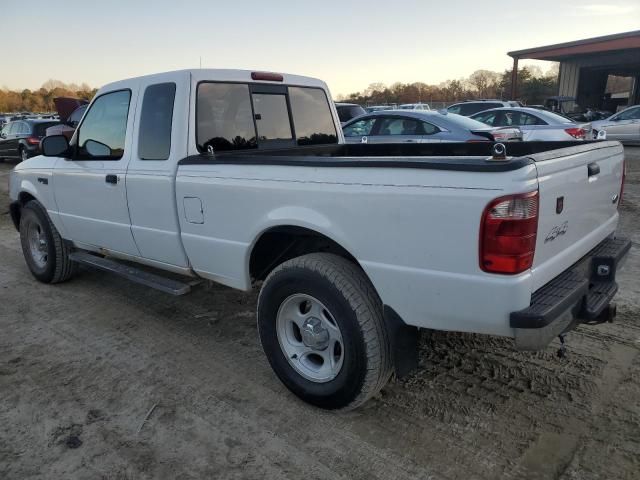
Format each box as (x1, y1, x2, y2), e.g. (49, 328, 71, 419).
(258, 253, 392, 410)
(19, 200, 76, 283)
(19, 147, 28, 162)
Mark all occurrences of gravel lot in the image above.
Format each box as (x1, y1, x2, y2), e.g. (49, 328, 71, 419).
(1, 148, 639, 480)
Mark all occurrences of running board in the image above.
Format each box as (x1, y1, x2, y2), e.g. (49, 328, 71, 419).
(69, 251, 195, 296)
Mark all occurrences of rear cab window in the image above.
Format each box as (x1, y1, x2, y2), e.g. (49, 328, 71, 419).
(196, 82, 337, 153)
(289, 87, 337, 145)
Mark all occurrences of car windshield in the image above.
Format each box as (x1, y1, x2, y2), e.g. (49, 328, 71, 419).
(532, 109, 574, 124)
(442, 112, 492, 130)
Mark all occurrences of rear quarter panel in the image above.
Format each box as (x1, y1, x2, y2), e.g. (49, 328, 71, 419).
(176, 162, 539, 337)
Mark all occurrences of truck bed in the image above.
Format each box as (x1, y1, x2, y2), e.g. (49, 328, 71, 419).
(179, 140, 615, 172)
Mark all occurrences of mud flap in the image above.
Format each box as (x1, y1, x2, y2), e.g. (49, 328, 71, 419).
(383, 305, 419, 378)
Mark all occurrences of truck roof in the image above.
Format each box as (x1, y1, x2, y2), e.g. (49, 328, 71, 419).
(98, 69, 329, 94)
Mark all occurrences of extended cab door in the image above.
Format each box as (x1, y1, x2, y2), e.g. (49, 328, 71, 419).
(125, 73, 191, 268)
(53, 88, 140, 255)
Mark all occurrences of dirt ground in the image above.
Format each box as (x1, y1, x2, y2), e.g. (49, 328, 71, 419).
(0, 148, 639, 480)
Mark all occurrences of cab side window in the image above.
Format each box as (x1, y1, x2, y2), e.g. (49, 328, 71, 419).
(77, 90, 131, 160)
(138, 83, 176, 160)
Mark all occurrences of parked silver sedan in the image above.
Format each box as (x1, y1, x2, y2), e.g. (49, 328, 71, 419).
(470, 107, 591, 141)
(341, 110, 521, 144)
(591, 105, 640, 144)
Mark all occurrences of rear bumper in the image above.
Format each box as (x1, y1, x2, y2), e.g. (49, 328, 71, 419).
(511, 236, 631, 350)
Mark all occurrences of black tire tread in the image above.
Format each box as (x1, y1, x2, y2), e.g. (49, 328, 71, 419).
(260, 253, 392, 410)
(22, 200, 76, 283)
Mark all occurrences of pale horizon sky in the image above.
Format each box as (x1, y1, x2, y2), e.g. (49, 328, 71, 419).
(2, 0, 639, 97)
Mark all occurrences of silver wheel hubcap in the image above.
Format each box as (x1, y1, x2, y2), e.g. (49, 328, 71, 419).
(276, 294, 344, 383)
(27, 219, 48, 268)
(21, 149, 27, 161)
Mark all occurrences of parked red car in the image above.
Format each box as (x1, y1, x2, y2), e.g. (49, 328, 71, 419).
(45, 97, 89, 139)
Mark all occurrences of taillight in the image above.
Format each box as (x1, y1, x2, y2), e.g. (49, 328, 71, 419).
(565, 127, 586, 139)
(26, 136, 40, 145)
(480, 191, 539, 274)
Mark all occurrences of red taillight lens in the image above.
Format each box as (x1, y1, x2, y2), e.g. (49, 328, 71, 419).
(26, 136, 40, 145)
(251, 71, 284, 82)
(565, 127, 586, 139)
(480, 191, 539, 274)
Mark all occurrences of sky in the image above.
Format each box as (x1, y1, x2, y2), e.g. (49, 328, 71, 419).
(1, 0, 639, 97)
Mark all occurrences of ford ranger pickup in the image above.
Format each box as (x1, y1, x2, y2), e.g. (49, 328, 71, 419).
(9, 69, 630, 409)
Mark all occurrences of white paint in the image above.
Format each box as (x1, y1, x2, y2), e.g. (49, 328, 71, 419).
(8, 69, 625, 341)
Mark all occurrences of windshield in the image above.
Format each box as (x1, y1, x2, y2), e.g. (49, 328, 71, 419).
(443, 112, 493, 130)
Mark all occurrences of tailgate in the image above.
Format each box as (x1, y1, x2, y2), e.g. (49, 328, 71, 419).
(531, 142, 624, 291)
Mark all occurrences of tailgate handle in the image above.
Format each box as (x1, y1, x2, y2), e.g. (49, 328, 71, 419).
(588, 162, 600, 177)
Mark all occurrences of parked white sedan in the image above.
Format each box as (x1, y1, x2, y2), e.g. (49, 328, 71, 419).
(591, 105, 640, 144)
(471, 107, 591, 141)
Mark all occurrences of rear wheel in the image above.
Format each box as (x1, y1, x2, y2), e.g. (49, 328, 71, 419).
(19, 200, 76, 283)
(257, 253, 392, 410)
(19, 147, 28, 162)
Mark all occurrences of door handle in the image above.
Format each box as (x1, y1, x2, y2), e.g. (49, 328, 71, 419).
(587, 162, 600, 177)
(105, 174, 118, 184)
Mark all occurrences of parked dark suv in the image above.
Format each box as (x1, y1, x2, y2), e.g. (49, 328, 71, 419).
(0, 119, 59, 162)
(335, 102, 367, 125)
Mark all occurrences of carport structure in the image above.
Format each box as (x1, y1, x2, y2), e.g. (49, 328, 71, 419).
(508, 30, 640, 111)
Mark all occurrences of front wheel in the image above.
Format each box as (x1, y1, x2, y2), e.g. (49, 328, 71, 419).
(257, 253, 392, 410)
(19, 200, 76, 283)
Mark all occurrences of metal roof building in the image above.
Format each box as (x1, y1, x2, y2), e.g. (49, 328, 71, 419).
(508, 30, 640, 111)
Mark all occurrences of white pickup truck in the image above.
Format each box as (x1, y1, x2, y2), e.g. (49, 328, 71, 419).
(9, 69, 630, 410)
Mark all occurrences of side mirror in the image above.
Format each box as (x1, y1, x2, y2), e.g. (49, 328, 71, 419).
(0, 132, 6, 139)
(41, 135, 70, 157)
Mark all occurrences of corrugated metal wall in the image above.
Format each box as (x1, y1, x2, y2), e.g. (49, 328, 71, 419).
(558, 62, 580, 111)
(556, 50, 640, 111)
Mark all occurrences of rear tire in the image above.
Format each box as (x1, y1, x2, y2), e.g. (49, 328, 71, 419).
(257, 253, 392, 410)
(19, 147, 28, 162)
(19, 200, 76, 283)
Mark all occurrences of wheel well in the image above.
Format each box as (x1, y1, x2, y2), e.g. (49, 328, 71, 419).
(249, 226, 359, 281)
(9, 192, 37, 230)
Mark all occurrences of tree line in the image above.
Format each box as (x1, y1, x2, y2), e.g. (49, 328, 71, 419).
(336, 65, 560, 106)
(0, 80, 98, 113)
